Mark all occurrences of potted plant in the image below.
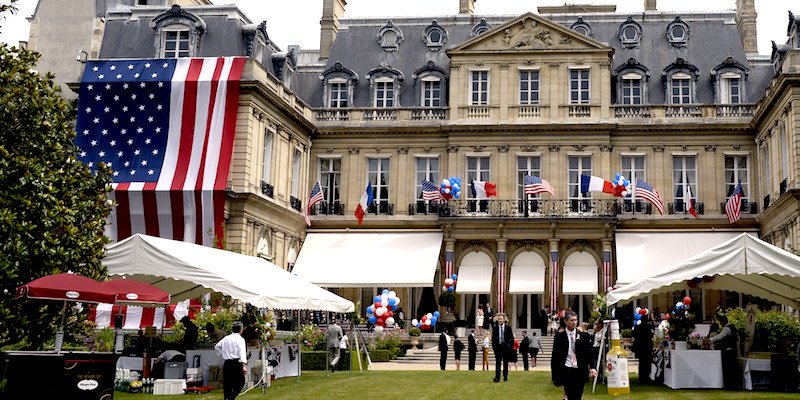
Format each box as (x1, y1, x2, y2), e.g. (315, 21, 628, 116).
(666, 300, 696, 349)
(408, 327, 421, 348)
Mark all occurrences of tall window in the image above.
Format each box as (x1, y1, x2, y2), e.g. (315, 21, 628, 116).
(724, 155, 749, 204)
(519, 70, 540, 105)
(670, 73, 692, 104)
(290, 148, 302, 197)
(421, 78, 441, 107)
(720, 75, 742, 104)
(261, 129, 274, 184)
(319, 158, 341, 205)
(762, 144, 771, 198)
(415, 157, 439, 200)
(620, 74, 642, 105)
(780, 124, 789, 185)
(470, 70, 489, 105)
(672, 156, 697, 211)
(568, 156, 592, 212)
(368, 158, 391, 213)
(374, 80, 394, 108)
(328, 80, 348, 108)
(569, 69, 590, 105)
(517, 156, 542, 199)
(163, 29, 190, 58)
(467, 156, 490, 212)
(621, 155, 646, 193)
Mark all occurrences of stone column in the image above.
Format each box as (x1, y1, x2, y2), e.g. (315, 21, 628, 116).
(496, 239, 507, 313)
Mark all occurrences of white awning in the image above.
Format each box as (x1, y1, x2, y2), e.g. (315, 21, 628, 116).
(456, 265, 494, 294)
(509, 252, 545, 294)
(562, 266, 598, 294)
(292, 232, 443, 287)
(615, 231, 742, 285)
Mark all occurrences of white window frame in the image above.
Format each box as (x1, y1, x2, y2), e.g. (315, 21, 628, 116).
(670, 72, 692, 104)
(724, 154, 749, 204)
(569, 68, 590, 105)
(620, 73, 643, 105)
(415, 156, 440, 201)
(672, 155, 697, 209)
(328, 78, 348, 108)
(568, 155, 592, 201)
(261, 128, 274, 184)
(720, 72, 742, 104)
(621, 154, 646, 199)
(518, 68, 540, 106)
(290, 147, 302, 197)
(780, 123, 789, 184)
(762, 143, 771, 198)
(469, 70, 489, 106)
(466, 155, 491, 200)
(421, 76, 441, 107)
(368, 157, 391, 213)
(318, 156, 342, 205)
(161, 26, 190, 58)
(517, 155, 542, 199)
(373, 77, 395, 108)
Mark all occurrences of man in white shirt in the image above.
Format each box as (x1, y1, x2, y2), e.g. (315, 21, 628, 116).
(215, 322, 247, 400)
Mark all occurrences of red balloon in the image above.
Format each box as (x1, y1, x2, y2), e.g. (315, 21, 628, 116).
(683, 296, 692, 306)
(376, 319, 385, 326)
(421, 315, 427, 321)
(374, 302, 381, 309)
(387, 310, 393, 317)
(687, 280, 698, 289)
(638, 309, 647, 315)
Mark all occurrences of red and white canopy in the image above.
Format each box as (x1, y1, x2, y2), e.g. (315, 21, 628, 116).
(16, 273, 118, 304)
(88, 298, 201, 329)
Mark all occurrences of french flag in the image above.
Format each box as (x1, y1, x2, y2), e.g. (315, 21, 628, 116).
(472, 180, 497, 199)
(355, 182, 374, 224)
(580, 175, 614, 194)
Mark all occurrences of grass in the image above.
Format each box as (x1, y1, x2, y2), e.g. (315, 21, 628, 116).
(114, 371, 798, 400)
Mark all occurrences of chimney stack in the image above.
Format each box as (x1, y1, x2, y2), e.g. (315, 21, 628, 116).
(735, 0, 758, 55)
(459, 0, 475, 16)
(644, 0, 656, 12)
(319, 0, 346, 60)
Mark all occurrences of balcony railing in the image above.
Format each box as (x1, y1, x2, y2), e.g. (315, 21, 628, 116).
(466, 106, 490, 119)
(719, 199, 758, 216)
(260, 181, 274, 198)
(716, 104, 754, 118)
(437, 199, 619, 218)
(314, 109, 350, 121)
(314, 107, 448, 122)
(363, 108, 397, 121)
(614, 105, 652, 118)
(665, 105, 702, 118)
(289, 196, 302, 212)
(411, 108, 447, 120)
(618, 200, 653, 214)
(368, 202, 394, 215)
(568, 105, 591, 118)
(517, 105, 542, 118)
(780, 179, 788, 195)
(310, 202, 346, 216)
(668, 201, 704, 215)
(408, 201, 443, 215)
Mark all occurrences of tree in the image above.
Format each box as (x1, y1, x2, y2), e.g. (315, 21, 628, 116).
(0, 1, 113, 349)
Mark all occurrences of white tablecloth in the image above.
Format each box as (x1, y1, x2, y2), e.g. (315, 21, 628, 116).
(186, 345, 299, 387)
(116, 356, 145, 370)
(664, 350, 723, 389)
(738, 357, 771, 390)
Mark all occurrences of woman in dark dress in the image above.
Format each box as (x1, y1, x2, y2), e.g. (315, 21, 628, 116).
(453, 335, 465, 370)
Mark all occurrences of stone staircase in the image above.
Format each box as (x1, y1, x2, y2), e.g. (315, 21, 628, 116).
(391, 334, 555, 365)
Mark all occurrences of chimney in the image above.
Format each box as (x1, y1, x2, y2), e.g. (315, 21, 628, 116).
(319, 0, 346, 60)
(459, 0, 475, 16)
(735, 0, 758, 55)
(644, 0, 656, 11)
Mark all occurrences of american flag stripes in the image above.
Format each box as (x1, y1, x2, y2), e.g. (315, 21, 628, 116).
(524, 175, 555, 197)
(602, 251, 612, 293)
(497, 251, 506, 314)
(725, 183, 744, 223)
(306, 181, 325, 226)
(421, 180, 444, 201)
(76, 57, 245, 246)
(445, 251, 454, 280)
(550, 251, 559, 310)
(634, 179, 665, 215)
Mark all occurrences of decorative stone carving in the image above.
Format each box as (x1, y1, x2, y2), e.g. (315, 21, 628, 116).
(652, 145, 665, 152)
(549, 144, 560, 152)
(423, 146, 432, 152)
(549, 62, 560, 68)
(497, 223, 505, 239)
(326, 147, 335, 153)
(550, 222, 558, 238)
(521, 144, 537, 152)
(462, 240, 492, 253)
(681, 145, 688, 151)
(600, 144, 613, 152)
(447, 145, 459, 153)
(629, 144, 638, 150)
(732, 144, 741, 150)
(567, 239, 594, 252)
(472, 145, 486, 152)
(499, 63, 510, 70)
(704, 145, 717, 152)
(348, 147, 360, 154)
(574, 144, 585, 151)
(397, 146, 409, 154)
(497, 145, 509, 153)
(560, 35, 572, 44)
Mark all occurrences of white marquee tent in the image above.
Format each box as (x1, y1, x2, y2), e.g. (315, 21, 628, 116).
(607, 233, 800, 308)
(104, 234, 354, 313)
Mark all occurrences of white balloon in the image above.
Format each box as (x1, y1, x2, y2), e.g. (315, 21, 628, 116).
(388, 291, 397, 298)
(385, 317, 395, 326)
(444, 278, 454, 286)
(442, 179, 451, 186)
(368, 304, 376, 311)
(444, 188, 451, 194)
(381, 293, 389, 301)
(394, 297, 401, 305)
(426, 313, 433, 320)
(411, 319, 418, 326)
(375, 307, 385, 316)
(374, 325, 384, 333)
(442, 285, 448, 291)
(635, 307, 641, 314)
(618, 178, 624, 185)
(424, 319, 431, 326)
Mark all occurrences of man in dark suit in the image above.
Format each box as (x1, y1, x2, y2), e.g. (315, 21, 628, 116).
(491, 313, 513, 382)
(467, 329, 478, 371)
(438, 329, 449, 370)
(551, 311, 597, 400)
(519, 330, 531, 371)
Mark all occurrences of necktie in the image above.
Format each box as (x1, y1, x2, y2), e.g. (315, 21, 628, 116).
(499, 325, 503, 343)
(568, 331, 577, 367)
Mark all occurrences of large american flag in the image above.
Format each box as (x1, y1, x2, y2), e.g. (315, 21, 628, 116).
(602, 251, 611, 293)
(75, 57, 245, 246)
(421, 180, 444, 201)
(497, 251, 506, 314)
(725, 183, 744, 223)
(524, 175, 555, 197)
(634, 179, 665, 215)
(445, 250, 454, 280)
(550, 250, 559, 310)
(306, 181, 324, 226)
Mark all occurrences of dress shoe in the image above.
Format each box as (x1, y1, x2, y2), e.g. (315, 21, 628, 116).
(493, 378, 500, 383)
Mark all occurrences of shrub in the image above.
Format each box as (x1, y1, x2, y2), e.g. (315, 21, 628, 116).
(589, 293, 610, 326)
(620, 328, 632, 338)
(438, 292, 456, 308)
(193, 308, 240, 343)
(369, 349, 392, 362)
(296, 324, 326, 351)
(95, 328, 115, 352)
(301, 350, 365, 370)
(370, 331, 403, 359)
(725, 307, 800, 352)
(408, 327, 421, 337)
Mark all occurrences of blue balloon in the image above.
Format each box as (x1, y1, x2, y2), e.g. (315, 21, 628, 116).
(368, 316, 377, 324)
(374, 296, 381, 303)
(366, 307, 373, 314)
(382, 289, 389, 295)
(392, 305, 397, 311)
(388, 298, 396, 306)
(633, 313, 641, 320)
(433, 311, 440, 318)
(451, 274, 457, 280)
(447, 286, 454, 292)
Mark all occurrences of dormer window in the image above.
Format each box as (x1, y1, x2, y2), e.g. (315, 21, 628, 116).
(150, 5, 206, 58)
(663, 58, 699, 104)
(571, 17, 592, 37)
(367, 63, 404, 108)
(377, 21, 403, 52)
(471, 18, 491, 37)
(712, 57, 749, 104)
(666, 17, 690, 47)
(320, 61, 359, 109)
(614, 58, 650, 105)
(618, 17, 642, 48)
(413, 61, 448, 108)
(423, 21, 447, 51)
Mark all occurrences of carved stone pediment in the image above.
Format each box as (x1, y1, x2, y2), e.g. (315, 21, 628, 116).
(462, 240, 492, 253)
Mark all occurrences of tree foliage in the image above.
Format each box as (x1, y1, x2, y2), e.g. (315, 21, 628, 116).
(0, 1, 113, 348)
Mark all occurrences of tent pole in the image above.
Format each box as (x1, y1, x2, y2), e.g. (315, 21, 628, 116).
(296, 311, 301, 383)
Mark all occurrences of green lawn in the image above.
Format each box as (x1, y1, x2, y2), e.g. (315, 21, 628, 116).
(114, 371, 798, 400)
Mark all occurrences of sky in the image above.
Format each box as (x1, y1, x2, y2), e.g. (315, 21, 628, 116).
(0, 0, 794, 55)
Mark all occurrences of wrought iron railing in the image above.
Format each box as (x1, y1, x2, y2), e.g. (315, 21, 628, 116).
(437, 199, 619, 218)
(668, 201, 704, 215)
(289, 196, 302, 212)
(311, 202, 346, 216)
(719, 199, 758, 216)
(260, 181, 274, 198)
(368, 202, 394, 215)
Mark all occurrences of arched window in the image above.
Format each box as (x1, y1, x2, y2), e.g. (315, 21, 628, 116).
(377, 21, 403, 52)
(319, 61, 359, 108)
(711, 57, 749, 104)
(662, 58, 699, 105)
(413, 61, 448, 107)
(423, 21, 448, 51)
(366, 63, 404, 108)
(666, 17, 690, 48)
(614, 58, 650, 105)
(570, 17, 592, 37)
(471, 18, 492, 37)
(150, 5, 206, 58)
(618, 17, 642, 48)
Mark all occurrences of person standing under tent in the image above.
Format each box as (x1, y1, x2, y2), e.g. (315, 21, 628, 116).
(215, 322, 247, 400)
(709, 314, 740, 389)
(632, 315, 654, 384)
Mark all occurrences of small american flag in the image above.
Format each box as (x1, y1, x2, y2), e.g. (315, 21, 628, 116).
(75, 57, 245, 246)
(725, 183, 744, 223)
(306, 181, 325, 226)
(421, 180, 444, 202)
(635, 179, 665, 215)
(523, 175, 555, 197)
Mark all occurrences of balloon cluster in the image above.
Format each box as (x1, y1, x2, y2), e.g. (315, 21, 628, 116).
(633, 306, 649, 326)
(441, 274, 458, 293)
(366, 289, 400, 334)
(440, 177, 462, 200)
(611, 173, 632, 197)
(686, 275, 715, 289)
(664, 296, 692, 322)
(411, 311, 440, 332)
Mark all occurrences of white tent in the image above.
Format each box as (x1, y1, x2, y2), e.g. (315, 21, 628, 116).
(104, 234, 354, 313)
(607, 233, 800, 308)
